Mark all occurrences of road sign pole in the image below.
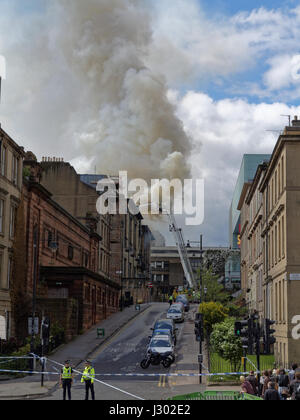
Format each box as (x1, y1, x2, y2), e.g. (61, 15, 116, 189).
(256, 322, 261, 395)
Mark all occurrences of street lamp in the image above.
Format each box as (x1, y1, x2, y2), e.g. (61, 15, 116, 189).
(116, 271, 123, 311)
(186, 236, 204, 301)
(188, 235, 205, 385)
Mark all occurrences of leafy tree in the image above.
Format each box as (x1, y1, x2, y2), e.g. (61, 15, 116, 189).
(210, 317, 243, 372)
(198, 301, 229, 338)
(226, 303, 248, 319)
(198, 301, 229, 370)
(202, 268, 230, 303)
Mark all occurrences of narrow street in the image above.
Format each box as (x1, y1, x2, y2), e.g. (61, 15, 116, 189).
(40, 303, 204, 400)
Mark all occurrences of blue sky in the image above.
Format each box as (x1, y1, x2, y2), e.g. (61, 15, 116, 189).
(199, 0, 297, 15)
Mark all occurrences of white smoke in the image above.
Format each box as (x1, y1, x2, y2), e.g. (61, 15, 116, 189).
(48, 0, 192, 182)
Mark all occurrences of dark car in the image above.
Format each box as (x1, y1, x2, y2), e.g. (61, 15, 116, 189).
(151, 319, 178, 345)
(176, 295, 190, 312)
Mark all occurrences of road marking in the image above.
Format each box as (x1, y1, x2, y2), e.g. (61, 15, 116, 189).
(91, 305, 153, 358)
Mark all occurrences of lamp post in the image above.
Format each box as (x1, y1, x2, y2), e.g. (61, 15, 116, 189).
(188, 235, 204, 384)
(30, 226, 39, 369)
(186, 235, 204, 299)
(116, 271, 123, 311)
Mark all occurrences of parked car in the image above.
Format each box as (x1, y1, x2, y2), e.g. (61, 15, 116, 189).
(151, 328, 173, 341)
(151, 319, 178, 345)
(167, 304, 184, 323)
(171, 301, 185, 312)
(176, 294, 190, 312)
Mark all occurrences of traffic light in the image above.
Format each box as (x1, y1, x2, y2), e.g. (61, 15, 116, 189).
(235, 318, 254, 354)
(195, 313, 204, 342)
(263, 319, 276, 354)
(234, 321, 242, 337)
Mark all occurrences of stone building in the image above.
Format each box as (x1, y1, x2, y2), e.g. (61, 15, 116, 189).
(0, 127, 25, 339)
(17, 155, 120, 341)
(237, 117, 300, 367)
(151, 245, 231, 300)
(77, 174, 153, 306)
(238, 162, 268, 317)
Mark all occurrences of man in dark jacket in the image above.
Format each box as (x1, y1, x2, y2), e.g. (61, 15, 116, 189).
(264, 382, 280, 401)
(246, 371, 259, 395)
(289, 371, 300, 401)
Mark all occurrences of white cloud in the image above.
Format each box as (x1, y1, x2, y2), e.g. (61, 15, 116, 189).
(148, 3, 300, 96)
(263, 55, 299, 91)
(170, 91, 300, 244)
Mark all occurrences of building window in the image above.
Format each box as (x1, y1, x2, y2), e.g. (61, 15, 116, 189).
(0, 141, 6, 177)
(282, 216, 285, 258)
(68, 245, 74, 261)
(11, 155, 19, 186)
(0, 253, 3, 287)
(281, 156, 284, 192)
(7, 256, 12, 289)
(0, 199, 4, 234)
(9, 205, 17, 239)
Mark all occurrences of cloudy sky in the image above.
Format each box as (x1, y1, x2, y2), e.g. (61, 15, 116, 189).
(1, 0, 300, 246)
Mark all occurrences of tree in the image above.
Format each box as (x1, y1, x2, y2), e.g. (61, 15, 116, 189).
(198, 301, 229, 369)
(200, 268, 229, 304)
(198, 301, 229, 337)
(210, 317, 243, 372)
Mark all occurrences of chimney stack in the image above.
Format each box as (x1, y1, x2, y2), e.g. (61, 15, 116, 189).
(292, 116, 300, 127)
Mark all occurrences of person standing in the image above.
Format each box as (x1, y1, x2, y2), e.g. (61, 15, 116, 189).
(264, 382, 280, 401)
(277, 368, 289, 400)
(246, 371, 259, 395)
(289, 370, 300, 401)
(81, 360, 95, 400)
(261, 370, 271, 397)
(60, 360, 74, 401)
(240, 376, 255, 395)
(289, 364, 298, 383)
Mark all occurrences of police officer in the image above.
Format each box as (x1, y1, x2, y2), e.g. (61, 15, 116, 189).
(81, 360, 95, 400)
(60, 360, 74, 400)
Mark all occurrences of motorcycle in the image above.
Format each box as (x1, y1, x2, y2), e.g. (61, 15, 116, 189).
(140, 350, 175, 369)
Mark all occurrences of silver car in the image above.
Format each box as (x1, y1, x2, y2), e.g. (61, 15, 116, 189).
(167, 304, 184, 323)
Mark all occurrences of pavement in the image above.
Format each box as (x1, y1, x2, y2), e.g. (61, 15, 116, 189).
(0, 303, 152, 400)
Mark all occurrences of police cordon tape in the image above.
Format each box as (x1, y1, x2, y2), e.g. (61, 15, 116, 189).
(0, 367, 259, 377)
(0, 355, 289, 378)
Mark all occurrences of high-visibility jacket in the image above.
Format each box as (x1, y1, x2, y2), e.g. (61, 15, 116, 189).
(81, 366, 95, 384)
(61, 367, 73, 380)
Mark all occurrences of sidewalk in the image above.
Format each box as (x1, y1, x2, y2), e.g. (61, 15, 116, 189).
(0, 303, 151, 400)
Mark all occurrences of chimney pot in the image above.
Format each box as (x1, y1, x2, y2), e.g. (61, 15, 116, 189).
(292, 116, 300, 127)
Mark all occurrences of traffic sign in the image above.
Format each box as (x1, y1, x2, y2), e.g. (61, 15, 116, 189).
(28, 317, 39, 335)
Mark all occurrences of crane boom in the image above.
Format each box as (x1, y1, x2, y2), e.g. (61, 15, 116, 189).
(167, 211, 198, 291)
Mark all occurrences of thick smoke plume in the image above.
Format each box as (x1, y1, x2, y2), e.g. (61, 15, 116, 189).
(49, 0, 192, 182)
